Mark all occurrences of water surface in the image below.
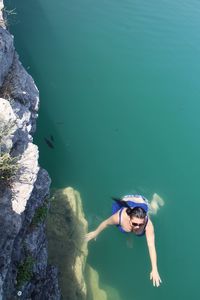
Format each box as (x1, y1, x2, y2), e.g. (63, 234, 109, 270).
(5, 0, 200, 299)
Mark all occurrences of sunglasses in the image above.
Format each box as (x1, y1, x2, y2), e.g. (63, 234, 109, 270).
(131, 222, 145, 227)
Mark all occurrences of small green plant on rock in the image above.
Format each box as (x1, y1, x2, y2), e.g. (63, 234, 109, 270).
(16, 255, 35, 288)
(31, 203, 49, 227)
(0, 7, 17, 28)
(0, 152, 19, 184)
(0, 81, 12, 100)
(0, 120, 16, 146)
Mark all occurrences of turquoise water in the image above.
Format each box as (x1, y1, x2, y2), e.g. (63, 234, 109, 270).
(5, 0, 200, 299)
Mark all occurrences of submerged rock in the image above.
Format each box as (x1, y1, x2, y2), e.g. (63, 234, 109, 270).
(47, 187, 88, 300)
(47, 187, 122, 300)
(85, 265, 107, 300)
(85, 264, 122, 300)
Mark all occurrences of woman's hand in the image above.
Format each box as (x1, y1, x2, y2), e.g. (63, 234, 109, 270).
(150, 269, 162, 287)
(85, 231, 98, 242)
(85, 215, 117, 242)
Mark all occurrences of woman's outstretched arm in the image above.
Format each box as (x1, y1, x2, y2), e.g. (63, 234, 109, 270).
(145, 219, 162, 287)
(85, 213, 118, 242)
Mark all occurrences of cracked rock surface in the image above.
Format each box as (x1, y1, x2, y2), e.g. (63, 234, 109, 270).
(0, 3, 60, 299)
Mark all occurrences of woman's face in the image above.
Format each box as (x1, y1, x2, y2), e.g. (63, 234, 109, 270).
(130, 217, 145, 232)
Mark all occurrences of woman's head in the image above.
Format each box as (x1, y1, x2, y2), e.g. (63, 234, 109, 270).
(111, 197, 147, 232)
(126, 207, 147, 231)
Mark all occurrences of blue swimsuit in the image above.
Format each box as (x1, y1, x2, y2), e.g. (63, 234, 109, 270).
(112, 195, 149, 237)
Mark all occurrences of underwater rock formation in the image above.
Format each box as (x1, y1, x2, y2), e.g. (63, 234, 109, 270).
(47, 187, 122, 300)
(85, 265, 107, 300)
(0, 2, 60, 299)
(47, 187, 88, 300)
(85, 265, 122, 300)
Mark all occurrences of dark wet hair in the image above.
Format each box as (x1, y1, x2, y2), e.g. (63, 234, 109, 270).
(126, 206, 146, 219)
(112, 197, 147, 219)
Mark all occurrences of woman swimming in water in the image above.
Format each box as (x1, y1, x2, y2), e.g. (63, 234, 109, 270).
(86, 194, 162, 287)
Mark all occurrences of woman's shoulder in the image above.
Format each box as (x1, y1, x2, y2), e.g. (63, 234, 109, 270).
(108, 209, 123, 225)
(145, 218, 154, 232)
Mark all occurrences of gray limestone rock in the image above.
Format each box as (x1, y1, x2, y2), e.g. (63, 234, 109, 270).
(0, 27, 14, 87)
(0, 0, 5, 28)
(0, 3, 60, 299)
(1, 52, 39, 134)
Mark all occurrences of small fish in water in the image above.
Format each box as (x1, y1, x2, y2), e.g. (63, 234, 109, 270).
(44, 137, 54, 149)
(50, 135, 54, 142)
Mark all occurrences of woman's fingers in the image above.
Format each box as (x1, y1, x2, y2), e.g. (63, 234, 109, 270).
(85, 233, 92, 241)
(150, 271, 162, 287)
(154, 278, 159, 287)
(155, 277, 161, 287)
(85, 231, 96, 242)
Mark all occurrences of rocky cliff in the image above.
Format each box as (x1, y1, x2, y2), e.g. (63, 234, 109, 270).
(0, 2, 60, 299)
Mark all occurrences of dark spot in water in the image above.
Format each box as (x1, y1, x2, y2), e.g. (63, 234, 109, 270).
(50, 135, 54, 142)
(44, 137, 54, 149)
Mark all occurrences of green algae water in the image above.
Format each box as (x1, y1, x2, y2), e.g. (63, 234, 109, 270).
(5, 0, 200, 299)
